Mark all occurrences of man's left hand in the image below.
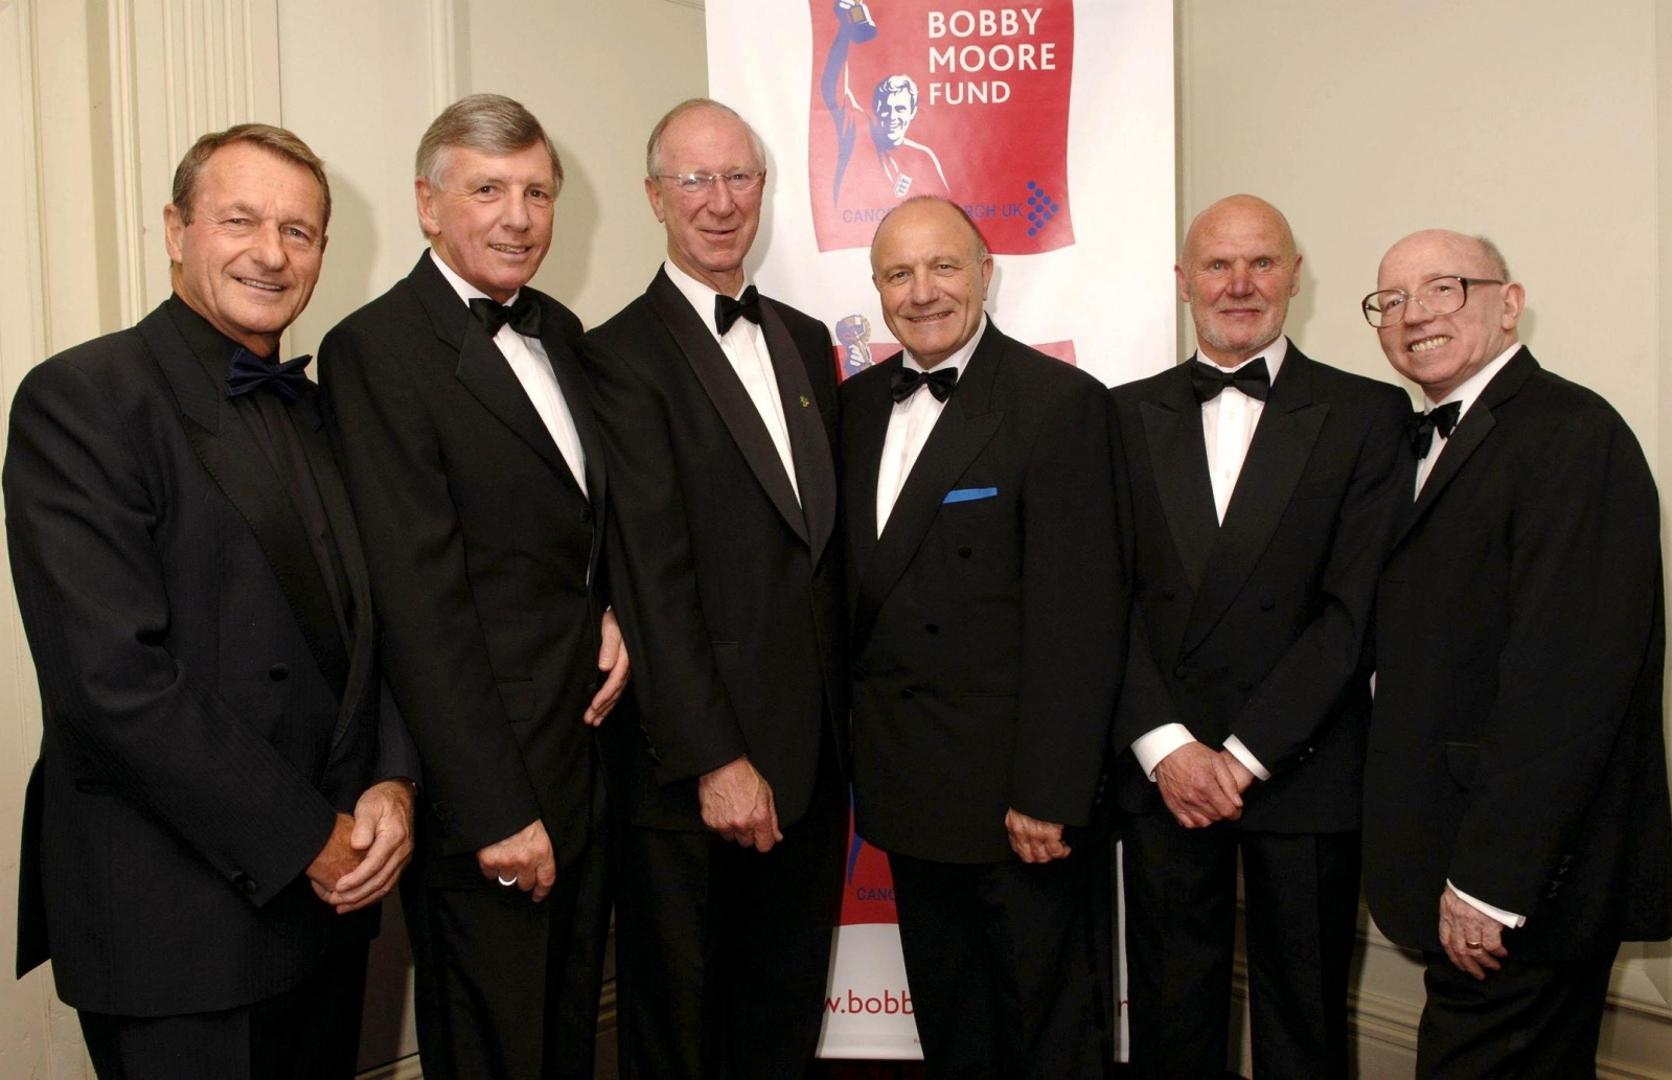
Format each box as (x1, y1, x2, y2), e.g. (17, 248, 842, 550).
(1219, 749, 1256, 794)
(584, 609, 630, 726)
(316, 779, 416, 914)
(1004, 808, 1071, 864)
(1438, 885, 1509, 980)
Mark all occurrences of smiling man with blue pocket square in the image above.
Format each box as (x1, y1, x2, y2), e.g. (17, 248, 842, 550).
(840, 195, 1124, 1078)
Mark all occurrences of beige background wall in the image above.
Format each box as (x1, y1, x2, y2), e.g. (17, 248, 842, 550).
(0, 1, 1667, 1076)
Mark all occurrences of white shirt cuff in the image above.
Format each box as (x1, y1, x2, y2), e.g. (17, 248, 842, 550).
(1132, 724, 1195, 781)
(1222, 735, 1271, 781)
(1448, 881, 1527, 928)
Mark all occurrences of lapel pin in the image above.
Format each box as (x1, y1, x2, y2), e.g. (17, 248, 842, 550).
(799, 394, 812, 408)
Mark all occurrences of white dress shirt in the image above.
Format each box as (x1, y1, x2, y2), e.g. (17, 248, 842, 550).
(663, 259, 800, 504)
(1409, 341, 1526, 928)
(431, 251, 588, 497)
(875, 317, 987, 534)
(1130, 338, 1291, 785)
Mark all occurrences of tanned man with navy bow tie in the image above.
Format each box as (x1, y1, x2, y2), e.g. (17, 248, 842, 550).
(8, 123, 419, 1079)
(1109, 194, 1410, 1079)
(320, 94, 628, 1080)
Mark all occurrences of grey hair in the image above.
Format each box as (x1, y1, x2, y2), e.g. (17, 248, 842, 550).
(416, 93, 563, 187)
(645, 98, 767, 178)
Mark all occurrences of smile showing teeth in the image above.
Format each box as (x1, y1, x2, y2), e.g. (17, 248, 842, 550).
(489, 243, 530, 255)
(1410, 336, 1451, 353)
(237, 278, 283, 292)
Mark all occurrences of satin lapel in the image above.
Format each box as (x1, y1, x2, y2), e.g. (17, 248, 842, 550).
(1139, 366, 1218, 590)
(409, 254, 572, 484)
(140, 309, 350, 700)
(294, 398, 377, 749)
(646, 272, 809, 546)
(852, 332, 1005, 647)
(1183, 351, 1327, 654)
(842, 356, 895, 596)
(540, 324, 606, 574)
(1397, 347, 1535, 548)
(760, 302, 836, 567)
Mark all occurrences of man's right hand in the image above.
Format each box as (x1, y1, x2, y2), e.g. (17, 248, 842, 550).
(1154, 742, 1243, 829)
(306, 813, 361, 896)
(699, 755, 782, 853)
(476, 819, 557, 902)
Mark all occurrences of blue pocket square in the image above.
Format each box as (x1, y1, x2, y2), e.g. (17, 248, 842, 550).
(943, 486, 999, 505)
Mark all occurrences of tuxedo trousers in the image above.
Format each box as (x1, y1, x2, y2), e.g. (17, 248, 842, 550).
(1122, 814, 1360, 1080)
(614, 743, 845, 1080)
(402, 792, 611, 1080)
(888, 846, 1111, 1080)
(78, 941, 368, 1080)
(1417, 948, 1614, 1079)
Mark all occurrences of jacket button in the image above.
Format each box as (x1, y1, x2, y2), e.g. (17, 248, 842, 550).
(1173, 665, 1188, 679)
(957, 546, 973, 559)
(580, 507, 592, 523)
(1259, 597, 1276, 611)
(1162, 586, 1177, 600)
(234, 873, 258, 896)
(924, 623, 939, 634)
(901, 688, 915, 700)
(268, 663, 289, 681)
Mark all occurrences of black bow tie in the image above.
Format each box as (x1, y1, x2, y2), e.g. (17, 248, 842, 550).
(226, 348, 312, 402)
(1407, 401, 1463, 459)
(715, 286, 762, 336)
(890, 365, 958, 404)
(469, 294, 542, 339)
(1190, 358, 1270, 403)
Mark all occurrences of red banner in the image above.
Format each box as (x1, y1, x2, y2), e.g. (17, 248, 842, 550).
(808, 1, 1077, 254)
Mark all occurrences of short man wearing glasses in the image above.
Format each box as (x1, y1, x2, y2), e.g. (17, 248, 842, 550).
(1109, 195, 1410, 1077)
(582, 98, 846, 1079)
(1362, 229, 1671, 1078)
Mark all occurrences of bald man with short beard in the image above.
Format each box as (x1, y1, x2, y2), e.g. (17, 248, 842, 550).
(1362, 229, 1671, 1078)
(1110, 195, 1410, 1078)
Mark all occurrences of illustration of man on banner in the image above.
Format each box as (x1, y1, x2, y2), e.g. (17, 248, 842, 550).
(822, 0, 949, 206)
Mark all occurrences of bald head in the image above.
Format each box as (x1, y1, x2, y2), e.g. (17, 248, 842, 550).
(1373, 229, 1523, 401)
(1175, 194, 1301, 367)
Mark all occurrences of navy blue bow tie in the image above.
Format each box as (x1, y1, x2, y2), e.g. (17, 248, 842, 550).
(1191, 358, 1270, 403)
(890, 365, 958, 404)
(469, 294, 542, 338)
(715, 285, 762, 336)
(1408, 401, 1462, 459)
(225, 348, 312, 402)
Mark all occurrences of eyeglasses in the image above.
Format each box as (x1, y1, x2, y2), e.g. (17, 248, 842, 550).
(1361, 276, 1504, 328)
(655, 171, 764, 196)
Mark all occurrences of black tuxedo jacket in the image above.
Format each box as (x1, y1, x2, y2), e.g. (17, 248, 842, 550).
(6, 299, 412, 1015)
(1109, 345, 1410, 832)
(1364, 348, 1672, 960)
(320, 252, 608, 877)
(582, 269, 844, 831)
(841, 324, 1123, 864)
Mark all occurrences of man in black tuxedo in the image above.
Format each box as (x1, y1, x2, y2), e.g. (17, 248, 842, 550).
(1109, 195, 1409, 1078)
(840, 195, 1122, 1077)
(582, 98, 846, 1079)
(6, 124, 417, 1079)
(319, 95, 627, 1079)
(1362, 229, 1671, 1078)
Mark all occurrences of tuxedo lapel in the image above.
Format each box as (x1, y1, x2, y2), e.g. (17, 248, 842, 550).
(646, 271, 809, 546)
(1396, 347, 1535, 547)
(141, 308, 350, 701)
(1184, 349, 1327, 653)
(761, 302, 836, 567)
(1139, 366, 1218, 590)
(843, 357, 893, 580)
(409, 254, 579, 493)
(539, 318, 608, 575)
(852, 333, 1005, 646)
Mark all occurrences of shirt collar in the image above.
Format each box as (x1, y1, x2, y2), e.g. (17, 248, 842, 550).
(902, 314, 988, 379)
(1192, 335, 1289, 386)
(663, 258, 753, 340)
(429, 248, 522, 308)
(1425, 342, 1520, 421)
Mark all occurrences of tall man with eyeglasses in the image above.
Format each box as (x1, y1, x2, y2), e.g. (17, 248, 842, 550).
(1362, 229, 1671, 1078)
(320, 94, 628, 1078)
(582, 98, 846, 1079)
(1109, 195, 1410, 1078)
